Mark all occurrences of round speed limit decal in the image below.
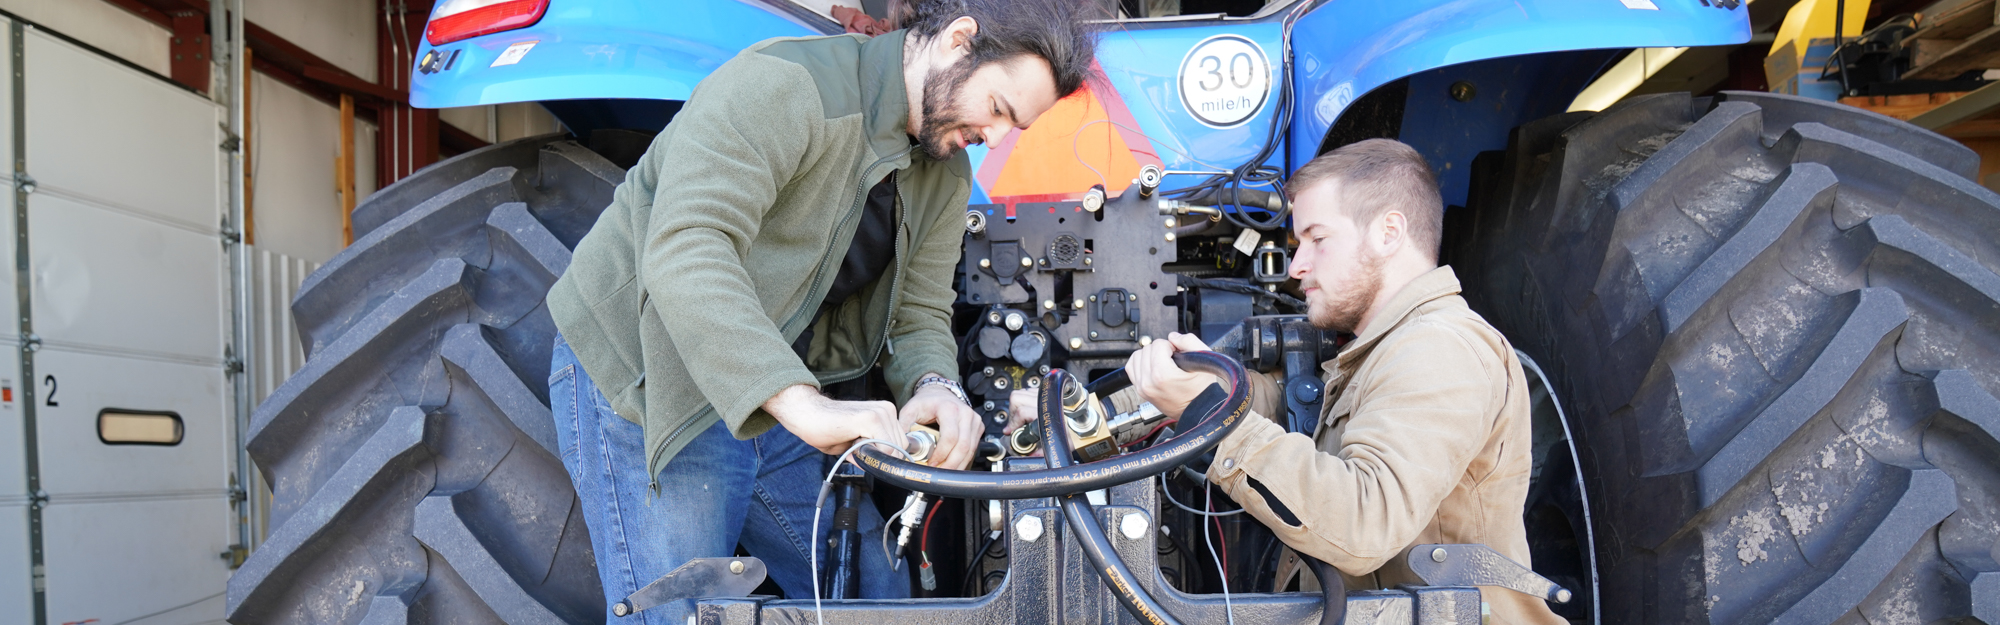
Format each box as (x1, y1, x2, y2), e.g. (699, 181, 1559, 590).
(1177, 35, 1272, 129)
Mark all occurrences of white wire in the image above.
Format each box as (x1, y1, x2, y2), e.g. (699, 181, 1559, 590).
(1205, 484, 1236, 625)
(882, 495, 920, 570)
(1159, 474, 1247, 517)
(812, 438, 910, 625)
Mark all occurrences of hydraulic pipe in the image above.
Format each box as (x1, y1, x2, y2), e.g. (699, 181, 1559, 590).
(854, 351, 1252, 499)
(1040, 370, 1184, 625)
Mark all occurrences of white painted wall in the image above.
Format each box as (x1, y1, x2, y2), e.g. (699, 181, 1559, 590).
(496, 102, 561, 141)
(0, 0, 169, 77)
(246, 0, 378, 83)
(439, 105, 494, 142)
(441, 103, 563, 144)
(250, 72, 376, 265)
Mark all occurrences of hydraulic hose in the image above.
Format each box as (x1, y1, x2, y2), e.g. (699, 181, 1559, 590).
(854, 351, 1253, 499)
(1039, 368, 1183, 625)
(1304, 555, 1347, 625)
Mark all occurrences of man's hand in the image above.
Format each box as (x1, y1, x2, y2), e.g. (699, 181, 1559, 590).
(1003, 389, 1037, 434)
(763, 385, 904, 457)
(1126, 332, 1220, 420)
(900, 376, 983, 470)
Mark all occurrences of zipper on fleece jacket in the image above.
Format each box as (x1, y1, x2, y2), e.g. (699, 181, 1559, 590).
(648, 149, 910, 495)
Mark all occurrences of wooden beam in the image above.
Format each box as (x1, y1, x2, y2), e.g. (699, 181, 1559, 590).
(1911, 79, 2000, 129)
(303, 65, 402, 104)
(338, 94, 356, 246)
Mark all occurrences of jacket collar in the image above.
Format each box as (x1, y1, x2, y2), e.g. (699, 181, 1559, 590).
(860, 30, 916, 167)
(1329, 265, 1465, 371)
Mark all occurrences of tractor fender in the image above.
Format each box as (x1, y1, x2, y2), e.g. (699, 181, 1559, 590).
(1286, 0, 1750, 169)
(408, 0, 835, 109)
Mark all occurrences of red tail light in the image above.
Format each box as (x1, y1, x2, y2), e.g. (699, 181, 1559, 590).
(425, 0, 549, 46)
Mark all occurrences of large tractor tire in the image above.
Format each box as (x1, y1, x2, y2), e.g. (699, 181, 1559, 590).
(1450, 91, 2000, 624)
(225, 134, 624, 624)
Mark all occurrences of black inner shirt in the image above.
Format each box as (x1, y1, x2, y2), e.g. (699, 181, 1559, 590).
(793, 171, 899, 359)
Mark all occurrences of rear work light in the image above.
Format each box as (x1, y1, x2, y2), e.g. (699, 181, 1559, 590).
(425, 0, 549, 46)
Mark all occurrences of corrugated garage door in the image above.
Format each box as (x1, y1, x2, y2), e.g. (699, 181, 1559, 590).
(0, 21, 235, 625)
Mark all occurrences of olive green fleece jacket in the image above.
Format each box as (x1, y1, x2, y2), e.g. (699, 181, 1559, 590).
(546, 30, 971, 482)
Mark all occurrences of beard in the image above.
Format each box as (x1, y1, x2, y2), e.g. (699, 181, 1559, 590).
(915, 55, 979, 161)
(1308, 250, 1387, 334)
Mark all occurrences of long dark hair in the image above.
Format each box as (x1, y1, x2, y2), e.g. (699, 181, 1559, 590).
(902, 0, 1104, 100)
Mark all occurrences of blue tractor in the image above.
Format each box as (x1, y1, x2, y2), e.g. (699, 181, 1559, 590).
(226, 1, 2000, 623)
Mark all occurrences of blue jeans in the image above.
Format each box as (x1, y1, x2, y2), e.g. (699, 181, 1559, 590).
(549, 334, 909, 624)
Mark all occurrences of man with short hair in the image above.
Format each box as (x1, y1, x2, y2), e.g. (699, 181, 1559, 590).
(545, 2, 1099, 621)
(1126, 138, 1565, 625)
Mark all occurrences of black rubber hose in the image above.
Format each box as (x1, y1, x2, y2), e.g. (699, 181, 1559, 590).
(854, 351, 1251, 499)
(1304, 555, 1346, 625)
(1040, 369, 1184, 625)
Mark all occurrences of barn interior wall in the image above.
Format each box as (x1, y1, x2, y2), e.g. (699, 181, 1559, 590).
(246, 0, 377, 82)
(252, 71, 377, 264)
(0, 0, 169, 76)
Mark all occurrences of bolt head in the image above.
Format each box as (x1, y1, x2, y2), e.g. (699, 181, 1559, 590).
(1021, 256, 1033, 267)
(994, 377, 1010, 390)
(1120, 512, 1150, 540)
(1069, 337, 1083, 349)
(1073, 299, 1085, 310)
(1165, 232, 1176, 242)
(1026, 377, 1041, 388)
(1555, 588, 1573, 604)
(1139, 336, 1152, 346)
(1083, 257, 1092, 265)
(1090, 331, 1099, 339)
(1449, 81, 1477, 102)
(1043, 300, 1056, 310)
(979, 258, 991, 268)
(982, 401, 995, 411)
(1431, 547, 1448, 563)
(1128, 293, 1138, 301)
(1016, 515, 1045, 542)
(612, 602, 631, 617)
(1166, 218, 1178, 228)
(730, 560, 746, 574)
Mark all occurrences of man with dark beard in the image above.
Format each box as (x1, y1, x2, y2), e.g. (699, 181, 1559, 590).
(543, 1, 1098, 621)
(1123, 139, 1565, 624)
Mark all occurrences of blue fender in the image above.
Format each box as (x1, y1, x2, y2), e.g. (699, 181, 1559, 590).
(1286, 0, 1750, 170)
(408, 0, 834, 109)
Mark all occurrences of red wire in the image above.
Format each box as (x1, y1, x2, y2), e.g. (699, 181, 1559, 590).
(919, 498, 943, 555)
(1119, 418, 1179, 450)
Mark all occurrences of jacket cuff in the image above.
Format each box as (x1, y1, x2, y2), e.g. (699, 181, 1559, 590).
(1207, 415, 1285, 488)
(716, 366, 820, 438)
(888, 349, 958, 404)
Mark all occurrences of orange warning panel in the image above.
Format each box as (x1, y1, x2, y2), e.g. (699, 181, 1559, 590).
(981, 80, 1160, 202)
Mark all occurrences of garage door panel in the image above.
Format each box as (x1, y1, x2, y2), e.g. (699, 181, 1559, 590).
(41, 497, 230, 625)
(29, 192, 225, 362)
(0, 352, 25, 500)
(23, 30, 220, 231)
(0, 504, 27, 625)
(32, 350, 226, 497)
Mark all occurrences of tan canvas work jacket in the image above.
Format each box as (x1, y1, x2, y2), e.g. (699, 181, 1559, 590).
(1205, 266, 1563, 625)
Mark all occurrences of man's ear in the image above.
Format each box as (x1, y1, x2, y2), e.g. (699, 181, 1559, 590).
(945, 16, 979, 52)
(1376, 210, 1407, 256)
